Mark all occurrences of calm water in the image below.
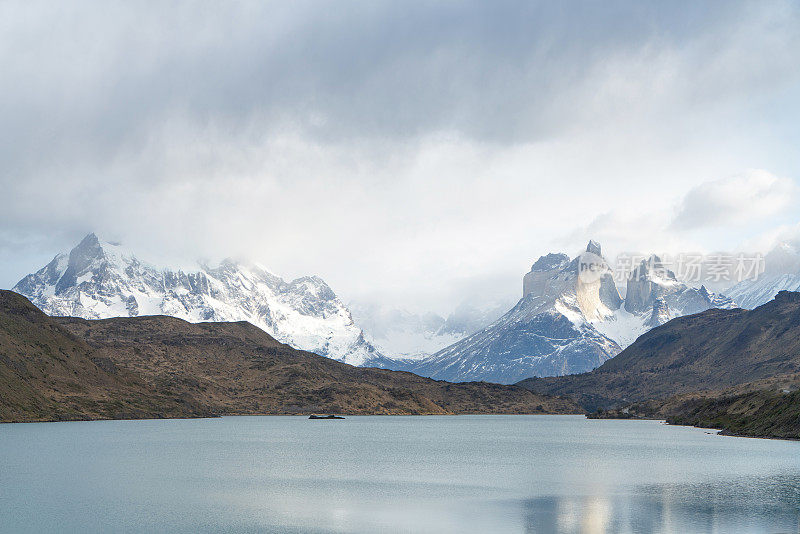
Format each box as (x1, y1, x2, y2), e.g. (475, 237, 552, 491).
(1, 415, 799, 533)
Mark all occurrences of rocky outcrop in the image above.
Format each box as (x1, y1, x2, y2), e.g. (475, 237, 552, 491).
(521, 242, 622, 320)
(575, 245, 622, 320)
(624, 255, 735, 319)
(522, 253, 571, 301)
(624, 256, 677, 314)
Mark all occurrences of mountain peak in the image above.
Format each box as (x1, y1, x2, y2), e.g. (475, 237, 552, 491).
(51, 233, 110, 294)
(630, 255, 677, 282)
(72, 232, 102, 256)
(531, 253, 570, 273)
(586, 240, 602, 256)
(81, 232, 99, 244)
(68, 233, 131, 265)
(698, 285, 710, 300)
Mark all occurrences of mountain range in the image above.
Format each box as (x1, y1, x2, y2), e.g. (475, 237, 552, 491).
(12, 234, 800, 385)
(13, 233, 504, 368)
(13, 233, 384, 366)
(406, 241, 736, 383)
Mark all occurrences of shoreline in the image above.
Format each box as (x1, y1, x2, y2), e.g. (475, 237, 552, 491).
(589, 412, 800, 442)
(1, 411, 587, 425)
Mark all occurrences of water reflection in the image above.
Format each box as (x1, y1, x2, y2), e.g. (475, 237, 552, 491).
(524, 476, 800, 533)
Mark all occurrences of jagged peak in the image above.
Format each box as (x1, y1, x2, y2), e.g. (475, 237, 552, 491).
(68, 233, 134, 260)
(698, 285, 710, 300)
(67, 233, 148, 274)
(80, 232, 99, 244)
(630, 255, 677, 282)
(637, 254, 665, 269)
(71, 232, 102, 254)
(64, 233, 109, 274)
(586, 240, 602, 256)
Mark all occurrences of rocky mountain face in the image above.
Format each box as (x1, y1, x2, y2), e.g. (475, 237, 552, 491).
(409, 296, 622, 384)
(409, 242, 622, 383)
(727, 242, 800, 309)
(646, 298, 671, 328)
(0, 290, 580, 422)
(624, 256, 735, 317)
(408, 241, 736, 384)
(13, 233, 382, 366)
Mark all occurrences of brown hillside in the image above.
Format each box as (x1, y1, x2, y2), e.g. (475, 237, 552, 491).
(519, 291, 800, 410)
(0, 290, 578, 422)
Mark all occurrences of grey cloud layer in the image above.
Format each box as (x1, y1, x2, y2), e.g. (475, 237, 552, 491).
(4, 1, 795, 161)
(1, 0, 799, 309)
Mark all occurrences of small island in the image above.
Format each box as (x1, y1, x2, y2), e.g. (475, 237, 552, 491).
(309, 415, 345, 420)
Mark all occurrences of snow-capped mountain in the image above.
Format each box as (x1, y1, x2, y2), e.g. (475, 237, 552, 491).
(408, 241, 736, 384)
(350, 300, 511, 360)
(591, 255, 737, 347)
(727, 243, 800, 309)
(13, 233, 383, 366)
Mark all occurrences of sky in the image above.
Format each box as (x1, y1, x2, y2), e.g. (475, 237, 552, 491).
(1, 0, 800, 313)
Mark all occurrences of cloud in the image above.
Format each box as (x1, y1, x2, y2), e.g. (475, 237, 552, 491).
(560, 168, 799, 262)
(671, 170, 797, 231)
(1, 1, 799, 312)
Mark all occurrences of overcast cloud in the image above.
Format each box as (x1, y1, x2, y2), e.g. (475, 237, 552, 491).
(1, 0, 799, 312)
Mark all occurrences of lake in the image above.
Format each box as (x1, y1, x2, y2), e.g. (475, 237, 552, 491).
(1, 415, 798, 533)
